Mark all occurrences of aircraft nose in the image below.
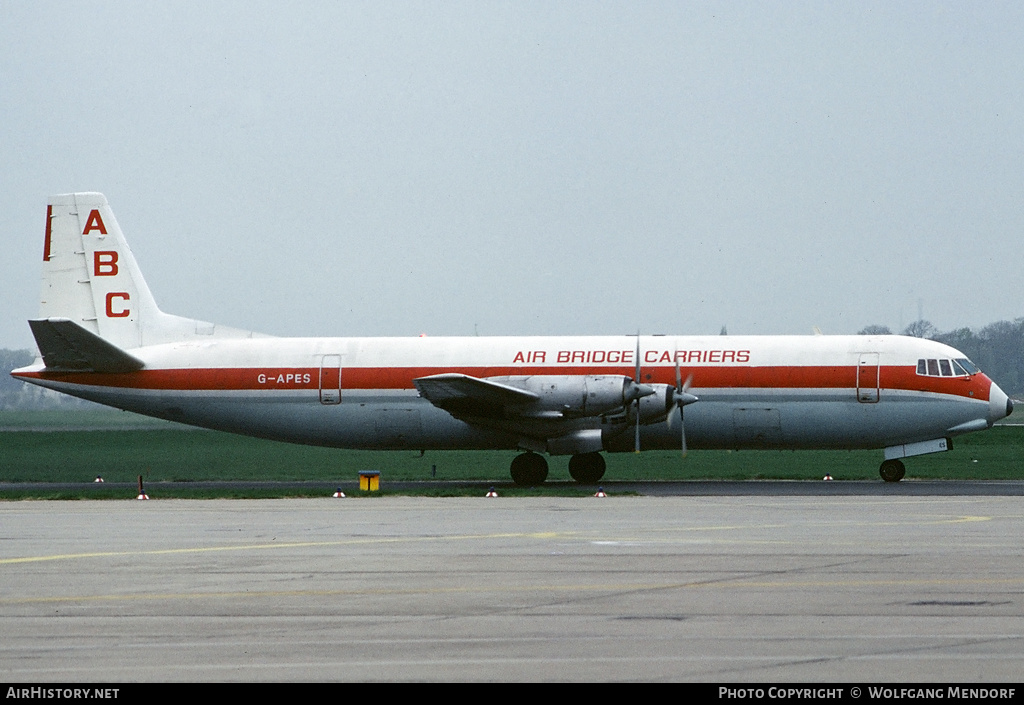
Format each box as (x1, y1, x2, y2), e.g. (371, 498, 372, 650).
(989, 381, 1012, 423)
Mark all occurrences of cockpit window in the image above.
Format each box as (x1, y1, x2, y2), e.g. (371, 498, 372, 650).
(917, 358, 978, 377)
(956, 358, 980, 375)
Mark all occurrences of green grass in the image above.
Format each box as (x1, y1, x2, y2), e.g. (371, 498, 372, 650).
(1, 410, 1022, 496)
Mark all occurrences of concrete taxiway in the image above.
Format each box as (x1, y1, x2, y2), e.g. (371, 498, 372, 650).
(2, 491, 1023, 682)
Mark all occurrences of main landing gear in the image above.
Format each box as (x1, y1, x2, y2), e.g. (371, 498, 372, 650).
(568, 452, 606, 484)
(509, 452, 607, 486)
(510, 452, 548, 486)
(879, 459, 906, 483)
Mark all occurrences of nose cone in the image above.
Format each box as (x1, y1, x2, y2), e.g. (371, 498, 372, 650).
(989, 381, 1012, 424)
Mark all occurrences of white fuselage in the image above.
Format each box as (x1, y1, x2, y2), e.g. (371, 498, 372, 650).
(14, 333, 1010, 454)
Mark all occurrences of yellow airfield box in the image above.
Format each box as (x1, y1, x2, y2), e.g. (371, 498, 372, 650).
(359, 470, 380, 491)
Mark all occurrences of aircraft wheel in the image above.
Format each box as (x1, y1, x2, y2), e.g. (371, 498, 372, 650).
(568, 452, 606, 484)
(879, 459, 906, 483)
(510, 452, 548, 486)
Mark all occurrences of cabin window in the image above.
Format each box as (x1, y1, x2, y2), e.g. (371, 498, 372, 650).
(939, 359, 953, 376)
(927, 359, 940, 376)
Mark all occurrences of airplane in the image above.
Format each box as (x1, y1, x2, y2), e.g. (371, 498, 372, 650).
(10, 193, 1014, 485)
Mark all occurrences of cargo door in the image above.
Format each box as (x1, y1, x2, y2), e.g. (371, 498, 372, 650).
(857, 353, 880, 403)
(319, 354, 341, 404)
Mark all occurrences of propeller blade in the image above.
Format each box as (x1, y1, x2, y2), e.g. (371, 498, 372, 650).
(635, 334, 642, 382)
(634, 399, 641, 453)
(681, 407, 688, 457)
(635, 333, 642, 453)
(672, 349, 694, 458)
(673, 348, 695, 397)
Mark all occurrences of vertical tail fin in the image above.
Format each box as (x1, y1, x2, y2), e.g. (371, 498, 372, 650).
(40, 193, 161, 349)
(37, 192, 260, 350)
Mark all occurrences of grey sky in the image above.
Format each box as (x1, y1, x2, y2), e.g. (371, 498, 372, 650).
(2, 2, 1022, 349)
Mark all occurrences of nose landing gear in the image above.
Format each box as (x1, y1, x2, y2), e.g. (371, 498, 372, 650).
(879, 459, 906, 483)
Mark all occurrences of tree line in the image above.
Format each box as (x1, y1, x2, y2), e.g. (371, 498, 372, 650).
(0, 348, 95, 409)
(860, 318, 1024, 397)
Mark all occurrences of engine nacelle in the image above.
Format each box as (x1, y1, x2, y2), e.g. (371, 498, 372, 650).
(636, 384, 675, 424)
(492, 375, 649, 417)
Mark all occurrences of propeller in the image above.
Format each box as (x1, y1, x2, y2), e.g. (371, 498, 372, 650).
(634, 336, 643, 451)
(631, 334, 657, 452)
(669, 348, 699, 456)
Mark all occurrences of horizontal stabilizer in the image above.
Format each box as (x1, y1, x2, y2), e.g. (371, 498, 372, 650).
(28, 318, 145, 373)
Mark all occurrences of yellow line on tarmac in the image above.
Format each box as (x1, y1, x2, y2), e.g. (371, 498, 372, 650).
(0, 515, 993, 566)
(0, 531, 565, 566)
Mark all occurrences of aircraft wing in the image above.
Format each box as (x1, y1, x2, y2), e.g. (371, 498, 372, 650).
(28, 318, 145, 373)
(414, 373, 540, 419)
